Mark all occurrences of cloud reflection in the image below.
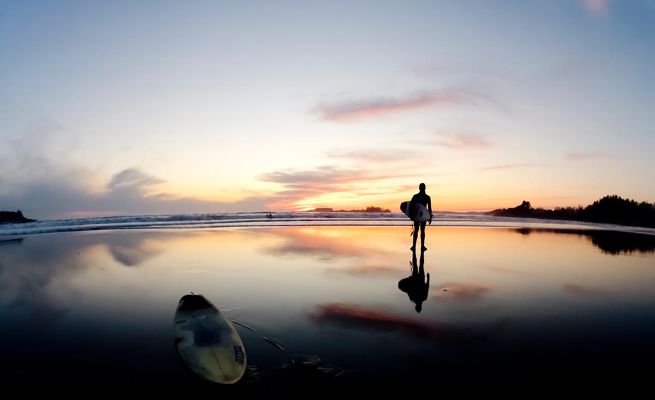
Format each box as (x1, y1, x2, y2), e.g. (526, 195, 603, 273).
(106, 235, 164, 267)
(261, 228, 378, 261)
(326, 264, 400, 277)
(309, 303, 466, 342)
(0, 235, 88, 327)
(0, 231, 178, 326)
(562, 284, 605, 296)
(432, 282, 490, 301)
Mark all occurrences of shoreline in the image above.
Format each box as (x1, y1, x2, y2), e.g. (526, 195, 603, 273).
(2, 215, 655, 239)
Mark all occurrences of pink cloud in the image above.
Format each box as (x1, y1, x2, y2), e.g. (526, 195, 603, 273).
(315, 88, 487, 122)
(327, 149, 416, 162)
(480, 163, 541, 171)
(258, 165, 416, 209)
(567, 152, 608, 160)
(582, 0, 608, 17)
(434, 133, 491, 149)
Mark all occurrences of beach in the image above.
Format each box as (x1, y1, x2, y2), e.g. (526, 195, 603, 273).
(1, 220, 654, 388)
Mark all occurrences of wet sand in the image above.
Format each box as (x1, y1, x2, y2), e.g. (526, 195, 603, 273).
(1, 226, 654, 388)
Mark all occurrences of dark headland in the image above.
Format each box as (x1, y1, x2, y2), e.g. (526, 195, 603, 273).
(489, 195, 655, 229)
(0, 210, 35, 224)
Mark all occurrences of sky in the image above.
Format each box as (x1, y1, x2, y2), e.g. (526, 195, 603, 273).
(1, 0, 654, 219)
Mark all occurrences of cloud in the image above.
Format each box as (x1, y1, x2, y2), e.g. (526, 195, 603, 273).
(107, 168, 165, 192)
(258, 165, 415, 209)
(433, 133, 491, 150)
(315, 88, 490, 122)
(259, 165, 359, 185)
(0, 168, 271, 219)
(480, 163, 540, 171)
(309, 303, 467, 342)
(0, 119, 272, 218)
(432, 282, 490, 301)
(327, 149, 416, 162)
(582, 0, 608, 17)
(566, 152, 608, 160)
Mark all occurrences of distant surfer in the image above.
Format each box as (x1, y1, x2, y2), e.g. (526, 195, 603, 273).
(410, 183, 432, 251)
(398, 248, 430, 313)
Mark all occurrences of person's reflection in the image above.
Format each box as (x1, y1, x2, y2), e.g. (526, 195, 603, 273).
(398, 248, 430, 313)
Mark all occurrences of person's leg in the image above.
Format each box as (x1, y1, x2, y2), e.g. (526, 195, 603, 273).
(420, 222, 426, 250)
(412, 221, 419, 250)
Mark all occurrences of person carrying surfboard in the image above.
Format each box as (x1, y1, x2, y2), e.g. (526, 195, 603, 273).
(410, 183, 432, 251)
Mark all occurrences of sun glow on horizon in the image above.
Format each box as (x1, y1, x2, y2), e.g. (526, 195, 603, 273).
(1, 1, 654, 218)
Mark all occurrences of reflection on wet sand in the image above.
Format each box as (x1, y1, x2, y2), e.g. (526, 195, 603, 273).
(432, 282, 490, 302)
(0, 226, 654, 386)
(259, 227, 391, 261)
(514, 228, 655, 255)
(107, 235, 165, 266)
(398, 249, 430, 312)
(561, 283, 605, 296)
(326, 264, 400, 277)
(0, 231, 179, 325)
(309, 303, 466, 342)
(0, 238, 24, 246)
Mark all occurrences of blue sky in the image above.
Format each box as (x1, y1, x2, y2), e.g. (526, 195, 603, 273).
(1, 0, 654, 218)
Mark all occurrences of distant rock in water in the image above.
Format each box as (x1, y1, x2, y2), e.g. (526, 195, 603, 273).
(0, 210, 35, 224)
(490, 195, 655, 229)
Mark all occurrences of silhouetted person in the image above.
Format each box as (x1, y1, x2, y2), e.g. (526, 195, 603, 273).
(398, 248, 430, 313)
(410, 183, 432, 251)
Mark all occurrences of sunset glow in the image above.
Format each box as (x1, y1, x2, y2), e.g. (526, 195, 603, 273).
(2, 1, 654, 218)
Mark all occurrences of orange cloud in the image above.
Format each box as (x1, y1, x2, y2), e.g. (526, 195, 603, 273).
(258, 165, 416, 210)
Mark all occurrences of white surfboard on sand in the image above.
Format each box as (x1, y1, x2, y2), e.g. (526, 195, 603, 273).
(400, 201, 431, 222)
(174, 294, 247, 384)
